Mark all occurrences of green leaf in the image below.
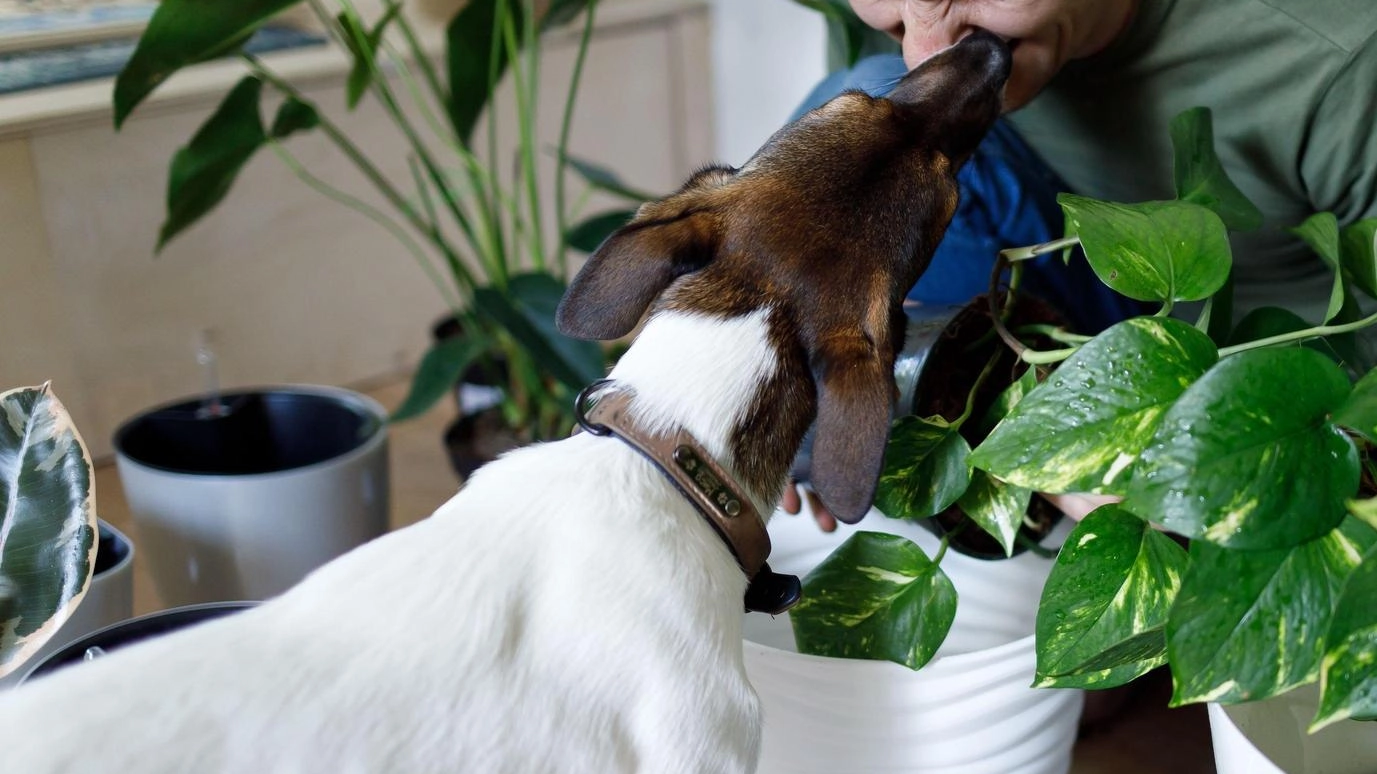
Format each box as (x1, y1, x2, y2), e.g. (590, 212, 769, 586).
(1340, 218, 1377, 299)
(566, 210, 635, 253)
(563, 154, 658, 203)
(1313, 540, 1377, 730)
(956, 470, 1031, 558)
(0, 385, 98, 679)
(1169, 107, 1262, 231)
(338, 2, 402, 110)
(1333, 368, 1377, 442)
(1348, 497, 1377, 532)
(1167, 518, 1375, 706)
(474, 273, 606, 392)
(1290, 212, 1345, 323)
(447, 0, 510, 144)
(970, 365, 1039, 438)
(970, 317, 1217, 494)
(791, 532, 957, 670)
(875, 415, 971, 520)
(1126, 347, 1358, 549)
(389, 334, 489, 422)
(1197, 269, 1234, 347)
(1226, 306, 1349, 366)
(158, 76, 269, 251)
(1034, 506, 1189, 689)
(1059, 195, 1232, 303)
(270, 96, 320, 139)
(113, 0, 303, 127)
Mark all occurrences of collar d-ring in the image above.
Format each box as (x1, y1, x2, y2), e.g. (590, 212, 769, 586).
(574, 379, 615, 436)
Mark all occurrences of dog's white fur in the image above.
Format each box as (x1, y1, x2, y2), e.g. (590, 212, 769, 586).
(0, 309, 782, 774)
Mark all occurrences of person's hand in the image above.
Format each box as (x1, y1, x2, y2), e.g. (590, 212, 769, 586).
(1039, 492, 1121, 521)
(779, 481, 839, 532)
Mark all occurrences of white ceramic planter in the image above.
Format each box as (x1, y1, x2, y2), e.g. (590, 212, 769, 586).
(744, 511, 1082, 774)
(1, 520, 134, 690)
(113, 385, 389, 606)
(1209, 685, 1377, 774)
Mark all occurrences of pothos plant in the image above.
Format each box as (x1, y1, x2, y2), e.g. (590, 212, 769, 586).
(113, 0, 647, 440)
(790, 106, 1377, 733)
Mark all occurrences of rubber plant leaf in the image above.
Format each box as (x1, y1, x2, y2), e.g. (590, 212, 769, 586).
(389, 334, 490, 423)
(1313, 540, 1377, 730)
(874, 415, 971, 521)
(1340, 218, 1377, 299)
(1169, 107, 1262, 232)
(339, 2, 403, 110)
(1033, 506, 1189, 690)
(970, 317, 1217, 494)
(566, 211, 636, 253)
(563, 154, 659, 203)
(1167, 517, 1374, 706)
(0, 384, 98, 679)
(1125, 346, 1358, 550)
(113, 0, 304, 127)
(157, 76, 269, 251)
(474, 273, 605, 392)
(791, 531, 957, 670)
(1289, 212, 1346, 323)
(1058, 195, 1232, 303)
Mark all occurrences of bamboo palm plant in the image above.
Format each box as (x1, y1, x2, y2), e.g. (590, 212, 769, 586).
(113, 0, 643, 441)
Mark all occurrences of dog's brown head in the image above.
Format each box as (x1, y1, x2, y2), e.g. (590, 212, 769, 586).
(557, 31, 1010, 524)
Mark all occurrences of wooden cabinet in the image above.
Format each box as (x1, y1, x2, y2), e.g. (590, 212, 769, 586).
(0, 0, 714, 457)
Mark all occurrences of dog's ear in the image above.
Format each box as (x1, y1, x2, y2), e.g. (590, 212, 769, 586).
(556, 213, 716, 340)
(808, 336, 895, 524)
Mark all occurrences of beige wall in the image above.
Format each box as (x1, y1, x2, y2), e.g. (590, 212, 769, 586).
(0, 0, 713, 458)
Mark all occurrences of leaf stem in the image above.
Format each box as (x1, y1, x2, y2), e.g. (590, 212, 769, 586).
(268, 140, 463, 312)
(1000, 235, 1081, 263)
(1021, 346, 1079, 365)
(554, 2, 598, 276)
(317, 0, 489, 282)
(243, 53, 476, 296)
(1218, 309, 1377, 357)
(1014, 324, 1093, 345)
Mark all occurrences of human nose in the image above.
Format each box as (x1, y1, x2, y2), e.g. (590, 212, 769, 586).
(896, 0, 968, 68)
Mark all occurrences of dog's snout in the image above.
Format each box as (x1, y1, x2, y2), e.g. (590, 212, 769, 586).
(952, 29, 1012, 86)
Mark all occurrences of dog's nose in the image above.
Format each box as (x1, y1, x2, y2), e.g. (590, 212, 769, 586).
(952, 28, 1012, 84)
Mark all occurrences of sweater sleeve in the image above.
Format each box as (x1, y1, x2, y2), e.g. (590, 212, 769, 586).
(1300, 29, 1377, 224)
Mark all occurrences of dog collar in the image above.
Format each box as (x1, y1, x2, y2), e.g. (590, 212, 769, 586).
(575, 380, 802, 616)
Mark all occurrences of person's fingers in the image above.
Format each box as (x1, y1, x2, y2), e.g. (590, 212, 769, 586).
(1039, 492, 1122, 522)
(780, 483, 803, 515)
(806, 490, 839, 533)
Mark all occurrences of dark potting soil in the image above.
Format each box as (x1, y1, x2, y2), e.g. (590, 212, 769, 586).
(912, 293, 1067, 558)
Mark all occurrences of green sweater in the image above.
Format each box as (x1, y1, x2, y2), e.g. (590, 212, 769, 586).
(1009, 0, 1377, 324)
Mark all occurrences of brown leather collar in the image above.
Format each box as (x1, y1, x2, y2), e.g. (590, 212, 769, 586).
(575, 380, 801, 615)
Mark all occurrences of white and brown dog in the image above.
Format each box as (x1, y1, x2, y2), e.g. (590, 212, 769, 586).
(0, 31, 1010, 773)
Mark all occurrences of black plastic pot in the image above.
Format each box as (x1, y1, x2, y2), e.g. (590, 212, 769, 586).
(114, 388, 383, 476)
(897, 298, 1066, 559)
(20, 602, 255, 685)
(432, 316, 517, 480)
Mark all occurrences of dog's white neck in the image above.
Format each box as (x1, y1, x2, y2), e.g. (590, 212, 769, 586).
(604, 308, 781, 508)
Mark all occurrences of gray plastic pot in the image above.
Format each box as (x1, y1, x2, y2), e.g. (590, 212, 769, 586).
(113, 385, 389, 606)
